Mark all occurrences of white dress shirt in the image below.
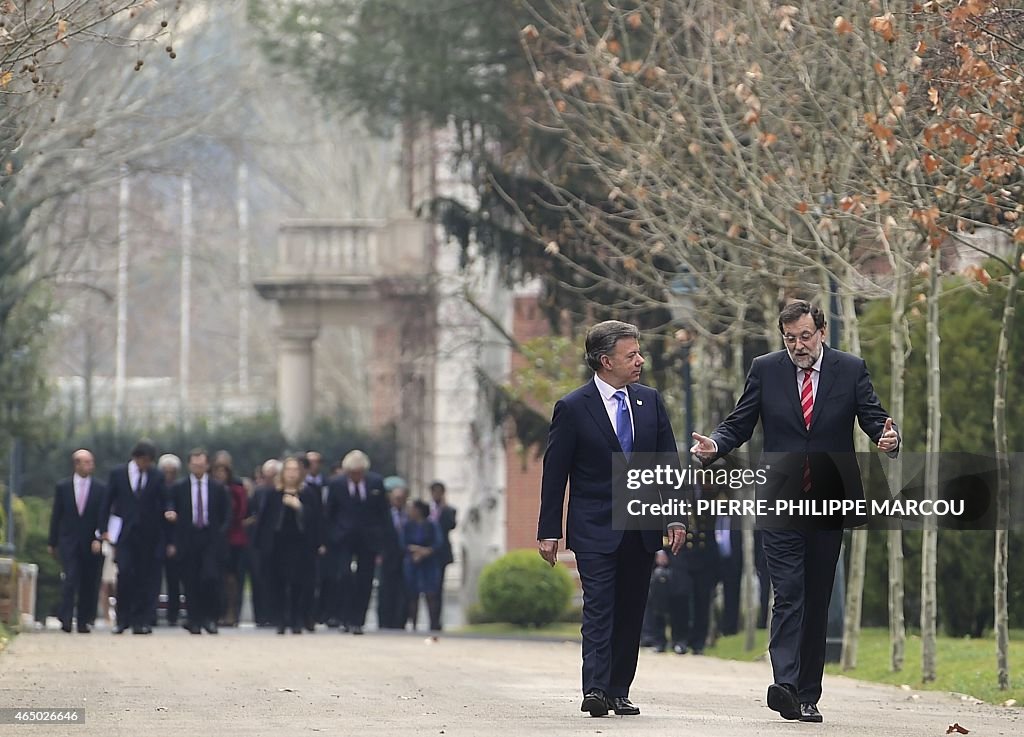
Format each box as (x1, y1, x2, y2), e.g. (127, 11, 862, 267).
(191, 473, 209, 526)
(594, 374, 635, 444)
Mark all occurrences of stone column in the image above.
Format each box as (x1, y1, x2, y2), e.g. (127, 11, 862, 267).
(278, 326, 318, 443)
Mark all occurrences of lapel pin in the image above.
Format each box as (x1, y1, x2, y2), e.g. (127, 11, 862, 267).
(636, 399, 643, 406)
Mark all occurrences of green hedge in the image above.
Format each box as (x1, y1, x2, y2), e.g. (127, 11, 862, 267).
(478, 549, 574, 627)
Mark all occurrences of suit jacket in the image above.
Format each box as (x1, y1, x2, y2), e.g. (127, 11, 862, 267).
(252, 487, 320, 562)
(169, 476, 230, 560)
(49, 476, 107, 557)
(101, 463, 168, 553)
(432, 504, 456, 567)
(709, 345, 897, 526)
(538, 379, 680, 554)
(325, 471, 389, 553)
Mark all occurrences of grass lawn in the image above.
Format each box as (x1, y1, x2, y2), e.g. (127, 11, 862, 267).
(708, 627, 1023, 706)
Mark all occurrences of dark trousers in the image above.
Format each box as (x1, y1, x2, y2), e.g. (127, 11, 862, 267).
(115, 540, 159, 628)
(314, 555, 334, 623)
(182, 531, 222, 627)
(718, 553, 743, 635)
(406, 590, 441, 631)
(575, 531, 654, 698)
(58, 545, 102, 627)
(333, 543, 375, 628)
(163, 556, 182, 624)
(435, 562, 450, 629)
(268, 539, 308, 631)
(248, 545, 270, 625)
(762, 529, 843, 704)
(377, 557, 406, 629)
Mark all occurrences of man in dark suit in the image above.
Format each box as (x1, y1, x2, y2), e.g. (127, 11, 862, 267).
(303, 451, 330, 629)
(325, 450, 388, 635)
(377, 478, 409, 629)
(538, 320, 685, 717)
(100, 440, 167, 634)
(428, 480, 456, 628)
(167, 448, 229, 634)
(48, 449, 107, 633)
(692, 300, 900, 723)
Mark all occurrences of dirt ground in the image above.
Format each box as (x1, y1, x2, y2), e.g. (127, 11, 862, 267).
(2, 626, 1020, 737)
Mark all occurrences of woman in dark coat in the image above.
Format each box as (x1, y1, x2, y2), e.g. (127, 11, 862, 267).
(403, 500, 441, 632)
(254, 456, 317, 634)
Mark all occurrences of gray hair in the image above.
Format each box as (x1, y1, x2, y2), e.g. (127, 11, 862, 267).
(584, 320, 640, 372)
(261, 458, 282, 478)
(341, 449, 371, 473)
(157, 454, 182, 473)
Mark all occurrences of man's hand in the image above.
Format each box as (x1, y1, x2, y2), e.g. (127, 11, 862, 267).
(877, 418, 899, 453)
(667, 527, 686, 555)
(164, 510, 178, 523)
(90, 540, 102, 555)
(538, 539, 558, 567)
(47, 545, 56, 558)
(690, 432, 717, 461)
(318, 545, 327, 556)
(166, 544, 177, 559)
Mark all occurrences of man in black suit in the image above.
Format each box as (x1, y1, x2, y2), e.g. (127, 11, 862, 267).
(428, 480, 456, 629)
(49, 449, 107, 633)
(303, 451, 330, 629)
(100, 440, 167, 635)
(692, 300, 900, 723)
(325, 449, 388, 635)
(377, 478, 409, 629)
(167, 448, 229, 634)
(538, 320, 685, 717)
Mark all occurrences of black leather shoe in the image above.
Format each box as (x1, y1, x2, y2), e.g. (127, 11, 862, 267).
(581, 689, 609, 717)
(61, 622, 73, 633)
(132, 625, 152, 635)
(76, 624, 92, 634)
(112, 624, 127, 634)
(185, 622, 202, 634)
(799, 703, 823, 723)
(611, 696, 640, 716)
(672, 643, 687, 655)
(204, 621, 218, 634)
(767, 683, 800, 720)
(351, 625, 363, 635)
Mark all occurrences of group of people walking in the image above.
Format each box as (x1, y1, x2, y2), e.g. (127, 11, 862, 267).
(48, 444, 457, 637)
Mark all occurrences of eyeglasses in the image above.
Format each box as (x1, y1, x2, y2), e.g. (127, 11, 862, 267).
(782, 331, 820, 345)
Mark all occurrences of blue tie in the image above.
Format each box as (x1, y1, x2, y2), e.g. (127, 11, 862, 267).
(613, 390, 633, 458)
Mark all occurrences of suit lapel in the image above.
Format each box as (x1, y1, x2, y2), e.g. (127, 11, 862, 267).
(582, 382, 622, 452)
(779, 353, 806, 431)
(809, 346, 839, 433)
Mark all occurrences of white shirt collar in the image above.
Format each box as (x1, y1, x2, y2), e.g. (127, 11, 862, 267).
(594, 374, 628, 400)
(74, 473, 89, 487)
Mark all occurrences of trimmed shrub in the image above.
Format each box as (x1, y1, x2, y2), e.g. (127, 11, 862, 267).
(478, 549, 573, 627)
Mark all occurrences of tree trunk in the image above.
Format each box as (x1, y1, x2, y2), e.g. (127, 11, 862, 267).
(840, 286, 870, 670)
(921, 244, 941, 683)
(888, 267, 908, 672)
(992, 243, 1022, 690)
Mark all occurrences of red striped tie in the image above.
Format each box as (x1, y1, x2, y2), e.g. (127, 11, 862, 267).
(801, 369, 814, 493)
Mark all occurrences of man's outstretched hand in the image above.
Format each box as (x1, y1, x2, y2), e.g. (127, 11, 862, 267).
(690, 432, 717, 461)
(877, 417, 899, 453)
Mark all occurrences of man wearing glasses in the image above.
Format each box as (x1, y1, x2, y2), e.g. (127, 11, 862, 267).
(691, 300, 899, 724)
